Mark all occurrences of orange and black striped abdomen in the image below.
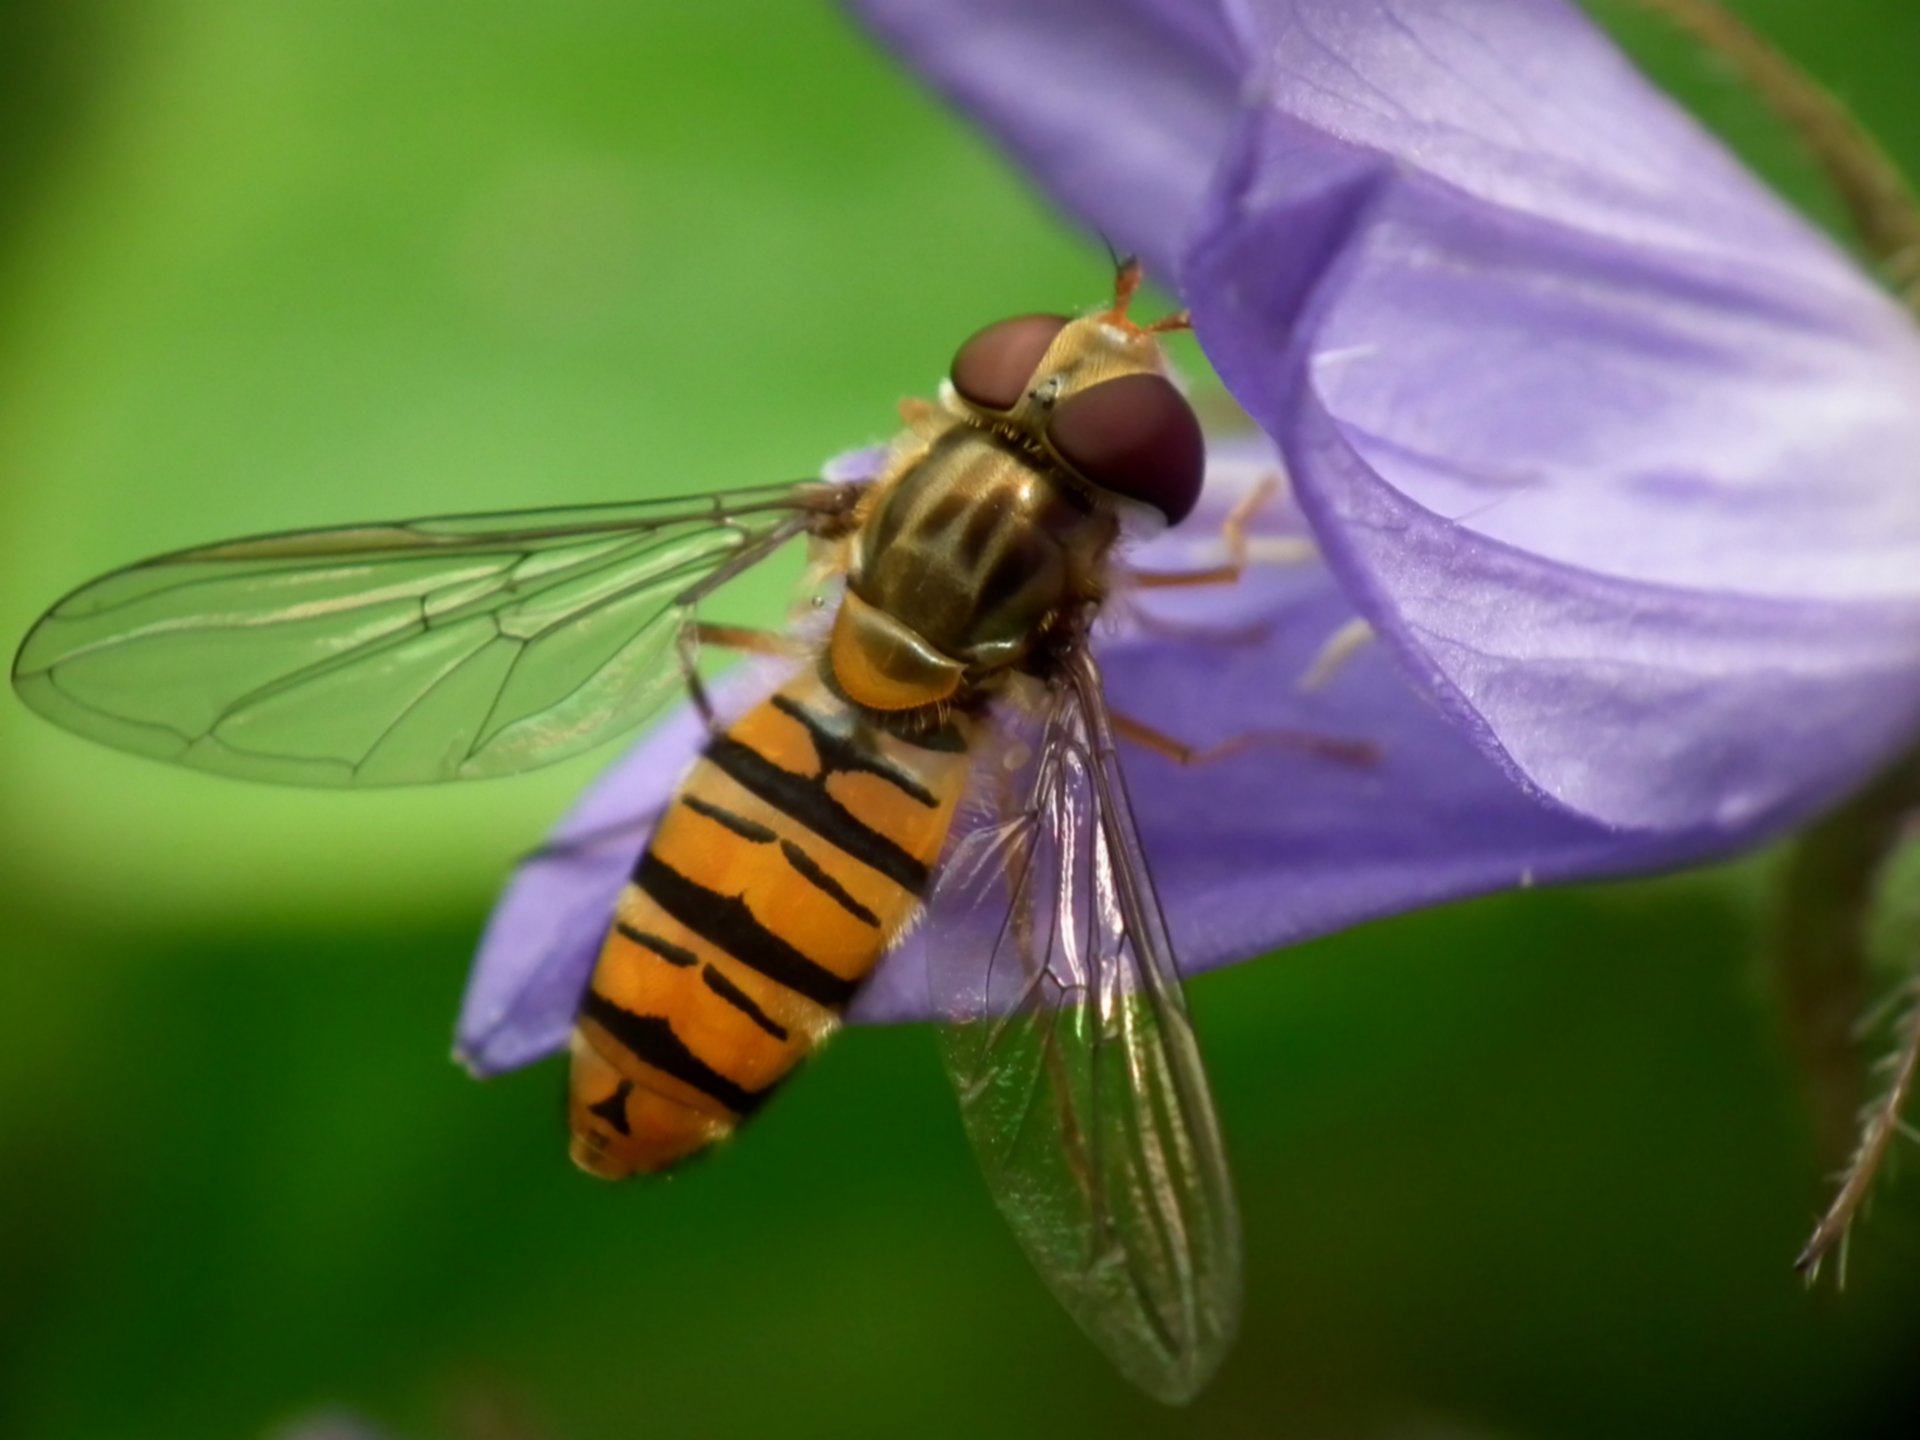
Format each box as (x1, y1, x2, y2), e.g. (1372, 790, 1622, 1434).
(567, 670, 973, 1178)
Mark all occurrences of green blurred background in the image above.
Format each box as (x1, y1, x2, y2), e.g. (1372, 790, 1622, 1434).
(3, 2, 1918, 1437)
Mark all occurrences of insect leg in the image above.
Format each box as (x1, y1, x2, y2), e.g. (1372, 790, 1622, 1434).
(666, 514, 820, 729)
(692, 623, 809, 658)
(1109, 711, 1379, 769)
(1122, 475, 1311, 590)
(672, 621, 809, 731)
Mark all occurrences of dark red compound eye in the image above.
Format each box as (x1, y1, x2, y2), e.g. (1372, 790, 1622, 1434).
(1044, 373, 1205, 524)
(950, 313, 1070, 412)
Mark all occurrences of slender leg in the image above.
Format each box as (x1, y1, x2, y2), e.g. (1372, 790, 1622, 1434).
(692, 622, 808, 658)
(1111, 710, 1379, 769)
(525, 620, 812, 865)
(663, 514, 818, 727)
(1124, 475, 1308, 590)
(675, 621, 809, 731)
(522, 624, 808, 867)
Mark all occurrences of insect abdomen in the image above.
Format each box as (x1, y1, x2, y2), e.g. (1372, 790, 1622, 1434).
(568, 668, 973, 1178)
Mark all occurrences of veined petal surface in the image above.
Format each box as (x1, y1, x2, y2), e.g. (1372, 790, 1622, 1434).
(850, 0, 1920, 835)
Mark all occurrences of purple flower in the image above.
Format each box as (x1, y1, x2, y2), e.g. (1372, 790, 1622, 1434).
(458, 0, 1920, 1068)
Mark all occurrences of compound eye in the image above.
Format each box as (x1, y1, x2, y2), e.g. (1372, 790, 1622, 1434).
(1045, 373, 1204, 524)
(950, 314, 1070, 412)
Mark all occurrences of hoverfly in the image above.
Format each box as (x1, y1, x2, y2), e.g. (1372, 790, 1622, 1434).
(15, 261, 1253, 1403)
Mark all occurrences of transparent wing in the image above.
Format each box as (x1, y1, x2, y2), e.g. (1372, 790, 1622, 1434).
(930, 647, 1242, 1404)
(13, 481, 856, 786)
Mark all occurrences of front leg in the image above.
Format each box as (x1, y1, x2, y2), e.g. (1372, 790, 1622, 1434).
(1122, 475, 1314, 590)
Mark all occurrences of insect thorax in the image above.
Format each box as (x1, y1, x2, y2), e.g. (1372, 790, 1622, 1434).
(830, 428, 1116, 712)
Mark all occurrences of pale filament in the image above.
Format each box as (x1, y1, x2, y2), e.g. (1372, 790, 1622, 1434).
(1298, 616, 1375, 693)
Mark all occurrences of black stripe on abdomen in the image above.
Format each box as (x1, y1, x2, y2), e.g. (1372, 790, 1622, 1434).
(701, 964, 791, 1042)
(780, 840, 880, 927)
(680, 793, 778, 843)
(632, 851, 858, 1010)
(704, 736, 930, 894)
(770, 693, 941, 805)
(615, 922, 697, 968)
(579, 990, 766, 1115)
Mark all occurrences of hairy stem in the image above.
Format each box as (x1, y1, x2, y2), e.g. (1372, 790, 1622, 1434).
(1772, 761, 1916, 1152)
(1797, 973, 1920, 1277)
(1771, 751, 1920, 1277)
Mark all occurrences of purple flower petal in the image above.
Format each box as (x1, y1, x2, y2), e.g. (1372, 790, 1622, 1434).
(851, 0, 1920, 833)
(466, 0, 1920, 1057)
